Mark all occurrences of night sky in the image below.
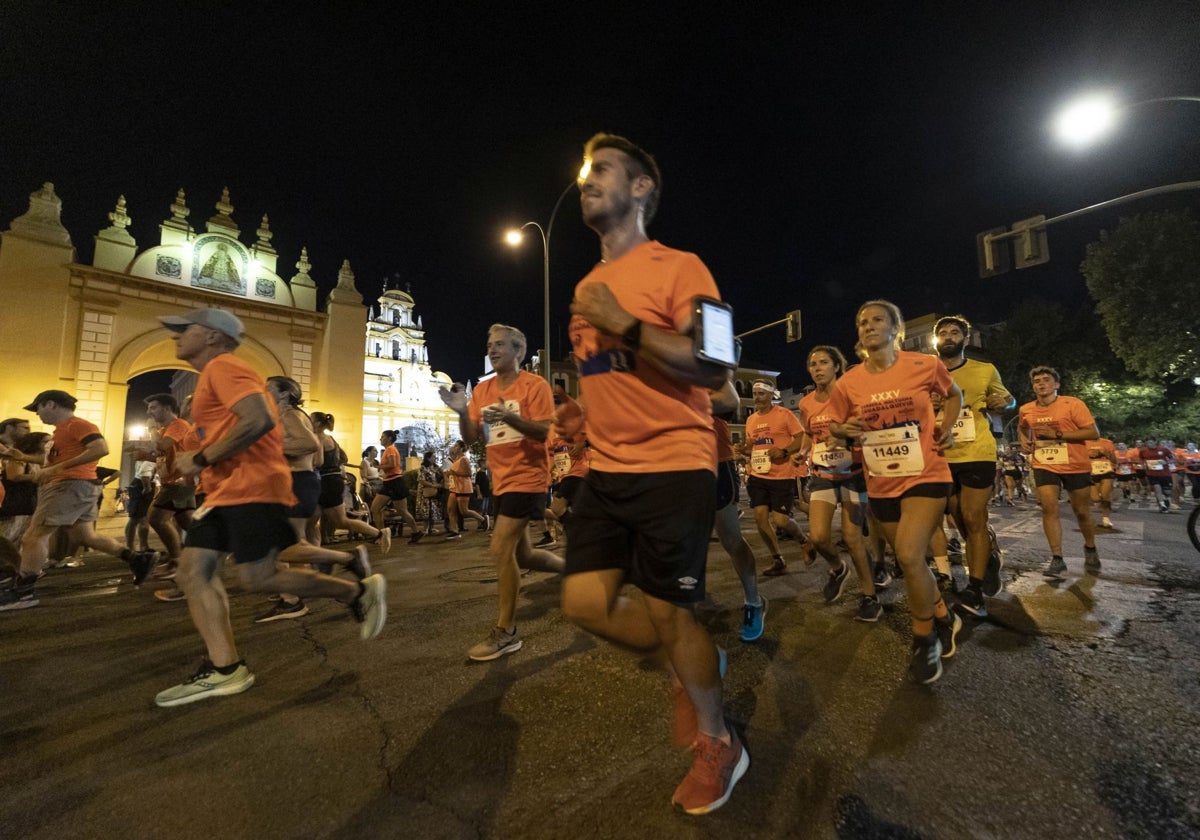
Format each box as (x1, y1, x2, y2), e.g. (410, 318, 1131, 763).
(4, 2, 1199, 392)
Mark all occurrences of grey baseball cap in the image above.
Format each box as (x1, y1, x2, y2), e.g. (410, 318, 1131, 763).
(159, 307, 244, 344)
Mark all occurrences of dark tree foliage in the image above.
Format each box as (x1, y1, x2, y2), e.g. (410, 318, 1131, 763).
(1081, 209, 1200, 383)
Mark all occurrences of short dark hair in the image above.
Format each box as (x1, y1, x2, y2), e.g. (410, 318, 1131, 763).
(266, 376, 304, 407)
(15, 431, 51, 455)
(1029, 365, 1060, 383)
(933, 315, 971, 339)
(143, 393, 180, 413)
(0, 417, 29, 436)
(583, 132, 663, 224)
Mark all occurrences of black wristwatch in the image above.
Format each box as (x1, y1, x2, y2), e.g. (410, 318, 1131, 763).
(1055, 431, 1064, 442)
(193, 451, 210, 468)
(622, 319, 643, 351)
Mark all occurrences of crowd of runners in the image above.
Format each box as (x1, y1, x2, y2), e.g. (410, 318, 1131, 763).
(2, 132, 1197, 817)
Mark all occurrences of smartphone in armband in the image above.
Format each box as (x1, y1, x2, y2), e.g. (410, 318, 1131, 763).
(692, 296, 740, 369)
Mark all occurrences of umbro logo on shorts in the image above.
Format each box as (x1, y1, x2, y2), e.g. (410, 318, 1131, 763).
(678, 576, 698, 590)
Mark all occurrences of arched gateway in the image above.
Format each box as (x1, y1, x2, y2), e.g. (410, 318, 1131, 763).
(0, 183, 368, 506)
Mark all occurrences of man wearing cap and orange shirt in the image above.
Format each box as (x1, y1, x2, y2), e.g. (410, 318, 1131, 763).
(742, 379, 814, 577)
(0, 391, 156, 611)
(152, 307, 388, 707)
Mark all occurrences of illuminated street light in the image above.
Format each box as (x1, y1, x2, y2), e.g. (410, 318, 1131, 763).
(1053, 93, 1117, 147)
(1053, 93, 1200, 148)
(504, 163, 588, 382)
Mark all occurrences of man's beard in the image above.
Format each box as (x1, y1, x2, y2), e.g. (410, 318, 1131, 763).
(937, 341, 962, 359)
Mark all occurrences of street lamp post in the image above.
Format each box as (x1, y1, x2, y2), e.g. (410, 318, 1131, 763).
(1053, 94, 1200, 148)
(505, 177, 581, 382)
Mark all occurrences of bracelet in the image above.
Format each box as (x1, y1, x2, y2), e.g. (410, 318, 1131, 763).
(1055, 431, 1064, 442)
(193, 451, 210, 468)
(622, 319, 643, 351)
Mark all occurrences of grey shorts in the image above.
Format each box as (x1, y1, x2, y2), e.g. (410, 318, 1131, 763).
(31, 480, 101, 528)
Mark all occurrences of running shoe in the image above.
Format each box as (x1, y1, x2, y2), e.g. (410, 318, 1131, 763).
(908, 632, 943, 684)
(467, 625, 522, 661)
(347, 546, 372, 580)
(444, 530, 462, 540)
(739, 598, 767, 642)
(1100, 517, 1113, 529)
(982, 527, 1004, 597)
(1084, 546, 1101, 575)
(823, 563, 850, 604)
(129, 550, 158, 585)
(671, 730, 750, 815)
(479, 515, 490, 531)
(762, 557, 787, 577)
(799, 538, 817, 568)
(351, 574, 388, 641)
(935, 611, 962, 659)
(955, 587, 988, 619)
(253, 598, 309, 623)
(0, 578, 38, 611)
(533, 534, 557, 549)
(408, 531, 424, 544)
(154, 587, 186, 602)
(152, 561, 177, 581)
(854, 595, 882, 623)
(155, 659, 255, 707)
(378, 527, 392, 553)
(872, 562, 892, 589)
(947, 537, 963, 555)
(1044, 556, 1068, 579)
(673, 647, 727, 745)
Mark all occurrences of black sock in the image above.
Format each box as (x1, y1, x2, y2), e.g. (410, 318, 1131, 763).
(213, 660, 243, 675)
(967, 576, 984, 593)
(120, 547, 135, 563)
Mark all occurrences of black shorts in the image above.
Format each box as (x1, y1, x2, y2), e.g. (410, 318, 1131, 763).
(1147, 475, 1172, 490)
(287, 470, 321, 519)
(496, 491, 547, 520)
(565, 469, 715, 604)
(1091, 472, 1115, 486)
(1003, 469, 1023, 479)
(127, 494, 152, 519)
(152, 484, 197, 512)
(184, 503, 297, 564)
(319, 473, 347, 509)
(553, 476, 584, 509)
(868, 483, 952, 523)
(746, 476, 794, 514)
(1115, 474, 1136, 483)
(949, 461, 997, 492)
(715, 460, 740, 510)
(1032, 469, 1092, 493)
(379, 476, 409, 501)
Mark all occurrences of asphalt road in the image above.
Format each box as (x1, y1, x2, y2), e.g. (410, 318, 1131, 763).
(3, 494, 1199, 840)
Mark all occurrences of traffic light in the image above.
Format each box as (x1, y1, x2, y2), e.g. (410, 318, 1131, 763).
(1011, 215, 1050, 269)
(977, 226, 1011, 277)
(785, 310, 802, 343)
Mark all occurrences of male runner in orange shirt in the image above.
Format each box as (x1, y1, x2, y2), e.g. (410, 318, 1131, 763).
(153, 308, 387, 707)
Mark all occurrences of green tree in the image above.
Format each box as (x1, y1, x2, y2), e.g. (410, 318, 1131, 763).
(1081, 209, 1200, 382)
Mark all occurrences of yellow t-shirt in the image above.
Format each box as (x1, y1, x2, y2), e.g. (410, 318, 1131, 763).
(942, 359, 1011, 464)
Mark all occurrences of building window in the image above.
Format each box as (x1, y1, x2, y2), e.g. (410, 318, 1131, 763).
(392, 309, 400, 326)
(391, 340, 400, 360)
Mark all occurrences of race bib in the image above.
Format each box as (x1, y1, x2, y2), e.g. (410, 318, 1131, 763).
(1116, 463, 1132, 475)
(553, 451, 572, 475)
(861, 425, 924, 477)
(486, 400, 525, 447)
(950, 407, 975, 443)
(1034, 444, 1068, 465)
(750, 448, 772, 474)
(1145, 459, 1164, 471)
(1091, 460, 1114, 476)
(812, 440, 853, 473)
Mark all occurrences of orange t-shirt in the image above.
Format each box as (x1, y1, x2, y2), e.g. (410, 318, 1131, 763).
(799, 389, 863, 480)
(157, 417, 195, 486)
(824, 352, 955, 498)
(1017, 395, 1096, 474)
(380, 444, 403, 480)
(745, 405, 801, 481)
(468, 370, 552, 495)
(49, 416, 104, 482)
(1182, 448, 1200, 475)
(449, 455, 474, 494)
(191, 353, 295, 507)
(713, 416, 735, 463)
(569, 241, 717, 475)
(1087, 438, 1116, 477)
(548, 434, 590, 480)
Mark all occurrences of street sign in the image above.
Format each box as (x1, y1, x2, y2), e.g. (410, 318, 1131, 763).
(785, 310, 802, 342)
(976, 225, 1011, 277)
(1012, 215, 1050, 269)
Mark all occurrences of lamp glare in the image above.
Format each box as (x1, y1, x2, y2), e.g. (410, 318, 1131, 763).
(1055, 94, 1117, 147)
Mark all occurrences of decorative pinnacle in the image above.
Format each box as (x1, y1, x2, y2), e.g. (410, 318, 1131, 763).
(107, 195, 131, 230)
(256, 213, 273, 246)
(170, 188, 189, 222)
(296, 245, 312, 275)
(215, 187, 233, 218)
